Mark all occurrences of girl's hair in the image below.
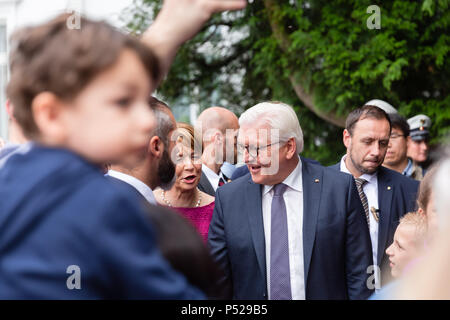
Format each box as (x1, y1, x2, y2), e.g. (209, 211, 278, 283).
(417, 165, 438, 211)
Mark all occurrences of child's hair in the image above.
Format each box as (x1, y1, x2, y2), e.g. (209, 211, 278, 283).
(417, 165, 438, 212)
(399, 212, 428, 247)
(6, 13, 159, 138)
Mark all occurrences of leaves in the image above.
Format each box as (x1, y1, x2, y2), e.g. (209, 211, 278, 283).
(123, 0, 450, 165)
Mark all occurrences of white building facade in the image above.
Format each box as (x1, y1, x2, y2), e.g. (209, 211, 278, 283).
(0, 0, 133, 140)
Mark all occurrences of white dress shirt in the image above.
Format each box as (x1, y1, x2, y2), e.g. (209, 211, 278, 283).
(202, 164, 221, 191)
(107, 169, 157, 205)
(262, 156, 305, 300)
(340, 155, 379, 268)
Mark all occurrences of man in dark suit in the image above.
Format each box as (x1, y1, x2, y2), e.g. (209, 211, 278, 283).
(329, 105, 419, 288)
(195, 107, 239, 196)
(208, 101, 373, 300)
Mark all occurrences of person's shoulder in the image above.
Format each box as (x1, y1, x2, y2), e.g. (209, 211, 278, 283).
(305, 160, 352, 182)
(327, 162, 341, 171)
(379, 166, 419, 189)
(223, 171, 252, 188)
(215, 172, 252, 200)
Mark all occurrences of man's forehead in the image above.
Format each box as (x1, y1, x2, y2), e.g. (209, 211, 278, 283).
(354, 117, 390, 133)
(353, 122, 390, 139)
(238, 125, 280, 141)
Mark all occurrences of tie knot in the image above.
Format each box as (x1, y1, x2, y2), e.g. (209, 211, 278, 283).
(355, 178, 368, 188)
(273, 183, 288, 196)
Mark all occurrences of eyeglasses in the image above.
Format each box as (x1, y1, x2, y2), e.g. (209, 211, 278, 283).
(390, 134, 405, 140)
(237, 142, 281, 158)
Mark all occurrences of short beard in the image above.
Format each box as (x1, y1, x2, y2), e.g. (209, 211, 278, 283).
(349, 150, 379, 175)
(157, 149, 176, 190)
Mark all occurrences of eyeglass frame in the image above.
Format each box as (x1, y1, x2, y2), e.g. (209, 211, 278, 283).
(237, 141, 285, 158)
(389, 133, 406, 140)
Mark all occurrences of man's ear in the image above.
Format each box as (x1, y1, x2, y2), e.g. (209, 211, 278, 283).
(406, 136, 411, 148)
(31, 92, 67, 143)
(343, 129, 351, 149)
(214, 131, 223, 145)
(285, 138, 297, 160)
(148, 136, 163, 158)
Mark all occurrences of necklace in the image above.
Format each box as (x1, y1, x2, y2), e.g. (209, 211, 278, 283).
(161, 188, 202, 208)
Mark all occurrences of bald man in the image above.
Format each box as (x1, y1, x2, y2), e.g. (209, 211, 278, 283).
(107, 97, 177, 204)
(195, 107, 239, 196)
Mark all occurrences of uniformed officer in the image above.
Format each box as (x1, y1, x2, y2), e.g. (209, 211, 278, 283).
(407, 114, 432, 170)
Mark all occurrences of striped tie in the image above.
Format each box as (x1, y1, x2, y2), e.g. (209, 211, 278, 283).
(355, 178, 370, 227)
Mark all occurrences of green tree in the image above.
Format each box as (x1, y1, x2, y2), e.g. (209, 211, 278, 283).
(122, 0, 450, 165)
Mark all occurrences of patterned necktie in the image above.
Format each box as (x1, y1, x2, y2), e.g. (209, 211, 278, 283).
(218, 176, 226, 187)
(218, 172, 228, 187)
(270, 183, 292, 300)
(355, 178, 370, 227)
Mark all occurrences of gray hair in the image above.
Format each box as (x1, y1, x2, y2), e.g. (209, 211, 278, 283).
(238, 101, 304, 153)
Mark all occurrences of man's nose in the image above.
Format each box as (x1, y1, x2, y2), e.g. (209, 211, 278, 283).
(370, 143, 381, 157)
(244, 150, 257, 164)
(421, 141, 428, 151)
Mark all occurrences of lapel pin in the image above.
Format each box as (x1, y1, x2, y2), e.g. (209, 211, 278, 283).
(387, 186, 392, 191)
(314, 179, 320, 183)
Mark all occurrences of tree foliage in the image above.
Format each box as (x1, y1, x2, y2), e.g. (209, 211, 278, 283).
(122, 0, 450, 165)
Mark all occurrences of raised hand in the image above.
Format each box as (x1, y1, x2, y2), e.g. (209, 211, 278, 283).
(142, 0, 247, 86)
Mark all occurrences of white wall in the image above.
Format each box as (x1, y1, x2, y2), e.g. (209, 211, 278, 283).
(0, 0, 134, 141)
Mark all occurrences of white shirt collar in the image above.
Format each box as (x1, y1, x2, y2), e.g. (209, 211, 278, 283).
(202, 164, 221, 191)
(263, 156, 303, 195)
(340, 155, 377, 182)
(107, 169, 156, 205)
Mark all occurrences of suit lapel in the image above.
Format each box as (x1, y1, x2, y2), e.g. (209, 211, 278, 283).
(199, 171, 215, 196)
(376, 168, 393, 266)
(245, 178, 266, 284)
(301, 160, 323, 281)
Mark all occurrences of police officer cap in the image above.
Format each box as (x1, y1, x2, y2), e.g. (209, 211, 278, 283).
(407, 114, 431, 141)
(364, 99, 398, 114)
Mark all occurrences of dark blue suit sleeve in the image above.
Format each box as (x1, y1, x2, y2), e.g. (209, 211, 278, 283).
(207, 189, 233, 298)
(97, 192, 206, 299)
(345, 177, 374, 300)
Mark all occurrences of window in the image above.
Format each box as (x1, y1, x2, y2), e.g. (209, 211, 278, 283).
(0, 22, 8, 140)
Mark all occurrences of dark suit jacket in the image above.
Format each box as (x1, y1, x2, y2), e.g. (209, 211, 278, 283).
(198, 171, 216, 196)
(328, 163, 419, 285)
(0, 145, 204, 299)
(208, 159, 373, 300)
